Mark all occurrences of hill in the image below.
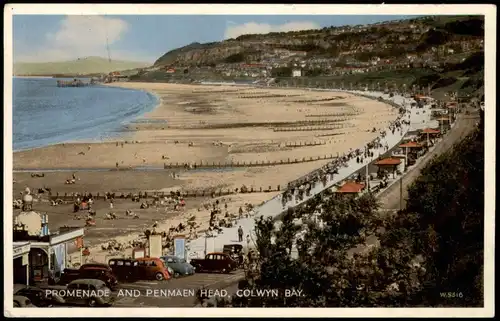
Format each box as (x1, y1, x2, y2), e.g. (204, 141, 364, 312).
(13, 56, 151, 76)
(144, 15, 484, 97)
(153, 15, 484, 67)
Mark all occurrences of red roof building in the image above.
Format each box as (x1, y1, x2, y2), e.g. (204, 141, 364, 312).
(421, 128, 440, 134)
(399, 141, 423, 148)
(375, 157, 401, 166)
(336, 181, 366, 194)
(375, 157, 403, 179)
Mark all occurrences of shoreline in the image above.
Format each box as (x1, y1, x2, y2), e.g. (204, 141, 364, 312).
(12, 79, 161, 152)
(69, 88, 410, 262)
(12, 84, 408, 264)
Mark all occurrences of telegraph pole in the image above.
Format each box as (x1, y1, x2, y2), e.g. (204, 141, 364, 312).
(399, 176, 403, 211)
(365, 162, 369, 190)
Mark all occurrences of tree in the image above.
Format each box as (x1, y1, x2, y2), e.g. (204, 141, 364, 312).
(224, 53, 245, 63)
(271, 67, 293, 78)
(402, 116, 484, 307)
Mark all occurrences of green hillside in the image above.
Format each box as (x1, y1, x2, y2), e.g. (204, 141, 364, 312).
(13, 56, 151, 76)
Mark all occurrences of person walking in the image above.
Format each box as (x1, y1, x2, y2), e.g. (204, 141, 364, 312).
(238, 226, 243, 242)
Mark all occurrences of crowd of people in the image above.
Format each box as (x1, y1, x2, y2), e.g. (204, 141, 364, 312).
(281, 93, 412, 209)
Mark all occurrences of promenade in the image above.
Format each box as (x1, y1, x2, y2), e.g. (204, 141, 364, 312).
(187, 90, 435, 258)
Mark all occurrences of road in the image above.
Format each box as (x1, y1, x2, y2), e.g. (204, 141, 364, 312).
(379, 112, 478, 210)
(112, 270, 245, 307)
(350, 110, 479, 254)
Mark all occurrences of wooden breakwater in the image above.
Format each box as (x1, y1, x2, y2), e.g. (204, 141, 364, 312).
(45, 185, 284, 202)
(290, 97, 343, 103)
(284, 141, 327, 147)
(164, 154, 338, 170)
(273, 124, 348, 132)
(275, 118, 348, 126)
(238, 94, 301, 99)
(305, 112, 357, 118)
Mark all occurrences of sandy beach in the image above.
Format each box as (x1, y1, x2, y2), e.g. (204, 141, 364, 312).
(13, 83, 399, 261)
(14, 83, 397, 191)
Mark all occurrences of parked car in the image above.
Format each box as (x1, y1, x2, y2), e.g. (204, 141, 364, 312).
(160, 255, 195, 277)
(52, 268, 80, 285)
(61, 279, 114, 307)
(135, 257, 172, 281)
(80, 263, 113, 273)
(14, 284, 64, 307)
(13, 295, 37, 307)
(222, 244, 244, 267)
(190, 252, 238, 273)
(108, 258, 140, 282)
(53, 268, 118, 291)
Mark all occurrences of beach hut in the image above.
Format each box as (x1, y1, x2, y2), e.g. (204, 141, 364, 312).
(375, 157, 402, 179)
(399, 141, 423, 166)
(335, 181, 366, 198)
(421, 128, 440, 146)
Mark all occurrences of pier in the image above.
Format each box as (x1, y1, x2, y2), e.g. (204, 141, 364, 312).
(56, 79, 96, 88)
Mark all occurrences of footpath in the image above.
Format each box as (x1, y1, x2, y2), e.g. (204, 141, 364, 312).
(186, 90, 436, 258)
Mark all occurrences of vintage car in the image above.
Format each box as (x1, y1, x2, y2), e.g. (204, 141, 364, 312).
(135, 257, 172, 281)
(60, 279, 114, 307)
(160, 255, 195, 277)
(13, 295, 36, 307)
(80, 263, 113, 272)
(222, 244, 244, 267)
(109, 257, 172, 281)
(53, 268, 118, 291)
(108, 258, 140, 281)
(14, 284, 64, 307)
(189, 252, 238, 273)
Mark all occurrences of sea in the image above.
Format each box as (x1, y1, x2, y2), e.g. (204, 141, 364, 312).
(12, 77, 158, 151)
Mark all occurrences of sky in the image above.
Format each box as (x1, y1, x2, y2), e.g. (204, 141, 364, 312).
(13, 15, 421, 64)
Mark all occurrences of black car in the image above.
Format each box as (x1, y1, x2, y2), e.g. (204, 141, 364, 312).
(13, 284, 64, 307)
(108, 258, 140, 282)
(53, 268, 118, 291)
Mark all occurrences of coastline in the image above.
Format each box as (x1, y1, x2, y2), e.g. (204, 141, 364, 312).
(12, 83, 408, 263)
(69, 87, 410, 263)
(14, 83, 398, 172)
(12, 79, 160, 152)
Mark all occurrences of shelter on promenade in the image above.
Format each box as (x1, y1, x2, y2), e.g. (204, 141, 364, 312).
(335, 181, 366, 197)
(13, 211, 85, 284)
(421, 128, 441, 146)
(399, 141, 424, 166)
(375, 157, 403, 179)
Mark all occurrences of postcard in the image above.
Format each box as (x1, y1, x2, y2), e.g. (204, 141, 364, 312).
(4, 3, 495, 318)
